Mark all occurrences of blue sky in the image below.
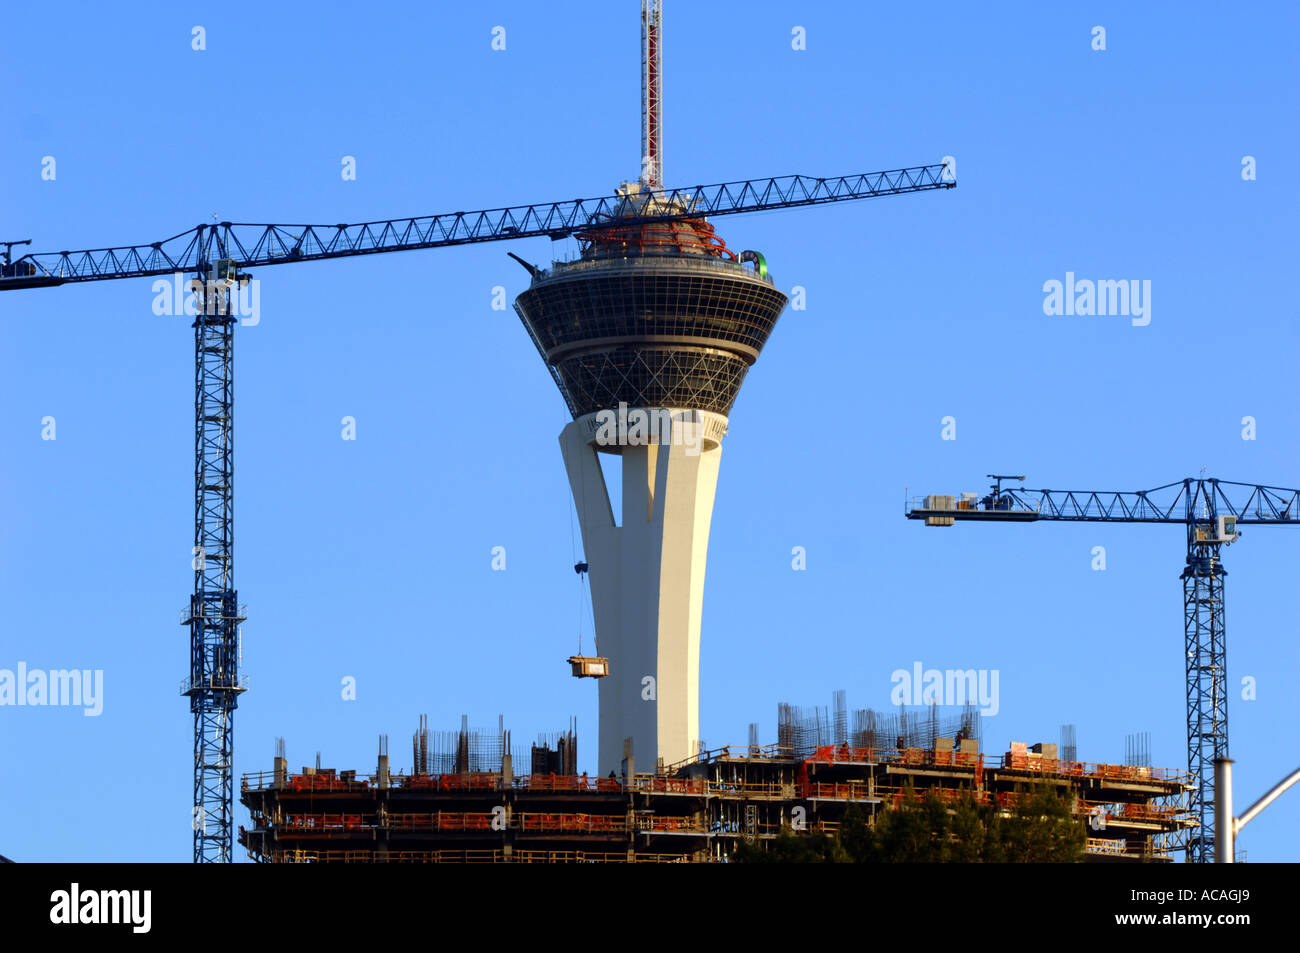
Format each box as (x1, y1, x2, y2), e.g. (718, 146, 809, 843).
(2, 1, 1296, 861)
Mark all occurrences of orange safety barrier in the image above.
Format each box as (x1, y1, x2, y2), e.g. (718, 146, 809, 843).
(286, 775, 369, 793)
(1077, 802, 1186, 824)
(518, 774, 630, 793)
(516, 812, 627, 833)
(806, 744, 879, 765)
(1000, 757, 1189, 784)
(519, 774, 595, 792)
(269, 849, 506, 863)
(630, 777, 705, 795)
(281, 813, 370, 831)
(386, 812, 495, 832)
(403, 772, 502, 792)
(262, 848, 716, 864)
(806, 781, 873, 801)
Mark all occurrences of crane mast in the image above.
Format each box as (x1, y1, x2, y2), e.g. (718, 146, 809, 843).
(1182, 515, 1227, 865)
(183, 264, 248, 862)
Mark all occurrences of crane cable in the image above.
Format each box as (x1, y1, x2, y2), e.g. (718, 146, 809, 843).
(573, 436, 600, 658)
(568, 405, 596, 658)
(569, 492, 583, 655)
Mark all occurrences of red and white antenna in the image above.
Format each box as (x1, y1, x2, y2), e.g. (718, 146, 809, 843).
(640, 0, 663, 189)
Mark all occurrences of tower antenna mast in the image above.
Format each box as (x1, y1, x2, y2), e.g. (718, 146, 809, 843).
(641, 0, 663, 188)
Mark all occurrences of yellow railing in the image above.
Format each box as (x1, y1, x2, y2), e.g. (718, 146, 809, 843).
(1084, 837, 1171, 859)
(263, 848, 710, 864)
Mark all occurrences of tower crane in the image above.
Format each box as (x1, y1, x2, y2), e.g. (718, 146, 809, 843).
(907, 475, 1300, 862)
(1, 1, 955, 862)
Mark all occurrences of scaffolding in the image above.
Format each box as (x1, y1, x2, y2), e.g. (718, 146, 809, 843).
(778, 692, 982, 759)
(531, 719, 579, 777)
(1060, 724, 1078, 763)
(408, 713, 578, 778)
(1126, 731, 1152, 767)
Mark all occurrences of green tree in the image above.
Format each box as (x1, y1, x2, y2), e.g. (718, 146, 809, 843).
(995, 784, 1085, 862)
(948, 793, 987, 862)
(872, 785, 955, 862)
(732, 825, 846, 863)
(733, 782, 1085, 863)
(835, 803, 874, 861)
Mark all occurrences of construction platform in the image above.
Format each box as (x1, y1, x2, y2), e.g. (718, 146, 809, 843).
(239, 731, 1194, 863)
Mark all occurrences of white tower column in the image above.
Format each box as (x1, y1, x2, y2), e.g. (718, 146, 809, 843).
(560, 407, 728, 774)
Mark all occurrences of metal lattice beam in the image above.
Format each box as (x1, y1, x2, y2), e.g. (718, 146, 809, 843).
(907, 478, 1300, 525)
(641, 0, 663, 187)
(1183, 552, 1228, 863)
(0, 165, 954, 290)
(181, 273, 246, 863)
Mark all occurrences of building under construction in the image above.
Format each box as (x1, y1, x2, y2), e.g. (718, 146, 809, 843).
(239, 700, 1195, 863)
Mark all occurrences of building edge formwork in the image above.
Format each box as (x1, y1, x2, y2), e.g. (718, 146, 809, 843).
(239, 742, 1195, 864)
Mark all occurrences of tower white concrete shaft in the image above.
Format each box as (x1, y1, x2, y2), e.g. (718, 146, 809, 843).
(561, 408, 728, 773)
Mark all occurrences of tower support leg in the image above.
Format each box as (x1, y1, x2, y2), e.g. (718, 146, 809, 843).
(561, 409, 726, 774)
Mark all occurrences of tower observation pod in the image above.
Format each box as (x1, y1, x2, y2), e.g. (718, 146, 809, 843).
(513, 184, 788, 773)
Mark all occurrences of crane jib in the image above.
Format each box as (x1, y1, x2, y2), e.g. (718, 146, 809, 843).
(0, 165, 954, 289)
(906, 479, 1300, 525)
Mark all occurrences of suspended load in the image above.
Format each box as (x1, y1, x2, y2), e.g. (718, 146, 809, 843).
(568, 655, 610, 679)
